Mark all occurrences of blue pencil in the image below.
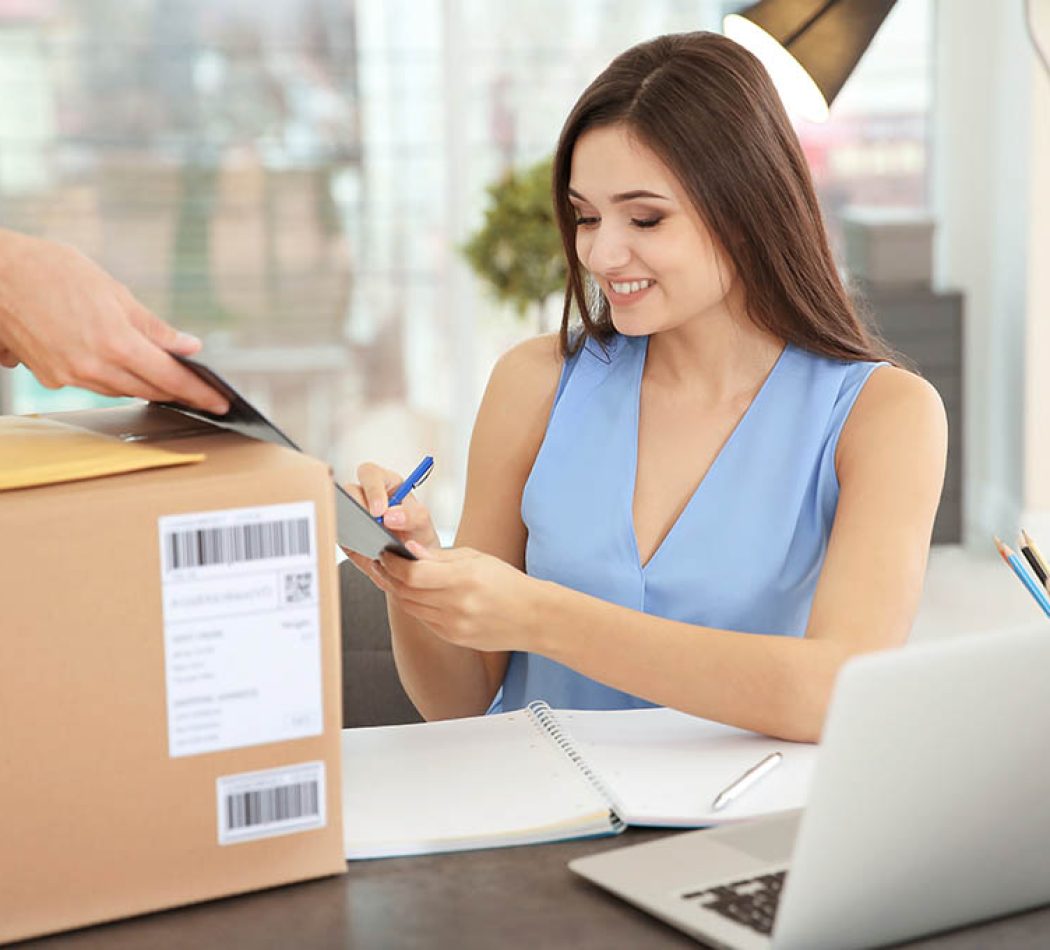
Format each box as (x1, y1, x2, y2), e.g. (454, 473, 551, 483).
(995, 537, 1050, 619)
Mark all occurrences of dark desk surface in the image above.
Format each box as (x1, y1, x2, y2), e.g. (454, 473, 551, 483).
(25, 829, 1050, 949)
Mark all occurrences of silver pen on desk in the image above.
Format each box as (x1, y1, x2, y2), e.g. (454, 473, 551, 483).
(711, 752, 783, 812)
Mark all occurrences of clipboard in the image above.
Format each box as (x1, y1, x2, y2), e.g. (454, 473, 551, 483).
(155, 356, 414, 561)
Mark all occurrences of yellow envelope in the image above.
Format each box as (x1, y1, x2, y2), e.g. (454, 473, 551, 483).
(0, 416, 204, 491)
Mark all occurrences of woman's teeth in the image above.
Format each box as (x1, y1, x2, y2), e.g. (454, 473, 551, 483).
(610, 279, 655, 295)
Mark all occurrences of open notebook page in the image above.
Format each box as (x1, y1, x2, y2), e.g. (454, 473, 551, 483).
(342, 711, 615, 859)
(554, 707, 818, 827)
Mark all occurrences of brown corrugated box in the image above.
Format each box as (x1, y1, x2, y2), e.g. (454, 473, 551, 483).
(0, 404, 347, 944)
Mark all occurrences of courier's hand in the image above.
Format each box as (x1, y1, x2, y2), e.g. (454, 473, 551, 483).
(369, 542, 542, 653)
(0, 229, 228, 413)
(343, 462, 441, 582)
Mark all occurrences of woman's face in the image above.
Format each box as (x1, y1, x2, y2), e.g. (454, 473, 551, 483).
(569, 123, 736, 337)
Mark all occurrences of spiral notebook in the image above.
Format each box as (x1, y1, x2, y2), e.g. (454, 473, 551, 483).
(341, 703, 818, 859)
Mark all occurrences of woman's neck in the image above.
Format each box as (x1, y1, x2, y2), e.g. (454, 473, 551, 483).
(644, 300, 785, 406)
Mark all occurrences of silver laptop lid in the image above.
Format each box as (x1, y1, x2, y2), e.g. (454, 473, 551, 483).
(774, 625, 1050, 950)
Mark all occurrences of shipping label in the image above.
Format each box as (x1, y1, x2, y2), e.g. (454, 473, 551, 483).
(159, 501, 323, 758)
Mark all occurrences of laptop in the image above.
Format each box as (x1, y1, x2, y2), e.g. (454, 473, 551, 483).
(569, 626, 1050, 950)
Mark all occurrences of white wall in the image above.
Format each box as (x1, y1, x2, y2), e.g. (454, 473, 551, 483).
(933, 0, 1047, 544)
(1022, 0, 1050, 534)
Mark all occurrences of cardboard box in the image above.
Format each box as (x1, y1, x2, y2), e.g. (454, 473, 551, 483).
(0, 404, 346, 943)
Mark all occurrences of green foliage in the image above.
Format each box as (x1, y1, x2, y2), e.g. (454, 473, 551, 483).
(461, 157, 566, 318)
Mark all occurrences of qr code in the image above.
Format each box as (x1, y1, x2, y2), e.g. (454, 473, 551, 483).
(283, 571, 314, 604)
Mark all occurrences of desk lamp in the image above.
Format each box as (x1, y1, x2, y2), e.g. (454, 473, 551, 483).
(724, 0, 897, 121)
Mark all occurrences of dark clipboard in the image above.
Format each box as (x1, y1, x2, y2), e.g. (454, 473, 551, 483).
(154, 355, 414, 561)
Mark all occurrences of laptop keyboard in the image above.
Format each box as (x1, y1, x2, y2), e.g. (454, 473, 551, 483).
(681, 871, 786, 936)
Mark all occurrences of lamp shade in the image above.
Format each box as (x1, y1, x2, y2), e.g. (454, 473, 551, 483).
(725, 0, 897, 122)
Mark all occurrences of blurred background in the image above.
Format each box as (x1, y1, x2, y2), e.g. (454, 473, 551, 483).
(1, 0, 1047, 637)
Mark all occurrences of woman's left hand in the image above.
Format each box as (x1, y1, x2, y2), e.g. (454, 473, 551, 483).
(370, 541, 544, 653)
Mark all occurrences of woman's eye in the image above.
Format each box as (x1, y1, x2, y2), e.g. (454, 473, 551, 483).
(572, 214, 661, 228)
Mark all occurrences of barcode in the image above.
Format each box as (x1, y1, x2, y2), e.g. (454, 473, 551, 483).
(164, 518, 311, 570)
(217, 761, 326, 845)
(225, 780, 320, 831)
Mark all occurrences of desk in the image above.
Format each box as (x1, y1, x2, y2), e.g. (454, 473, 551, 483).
(26, 830, 1050, 949)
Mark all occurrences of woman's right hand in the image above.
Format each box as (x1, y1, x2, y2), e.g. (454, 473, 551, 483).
(343, 461, 441, 581)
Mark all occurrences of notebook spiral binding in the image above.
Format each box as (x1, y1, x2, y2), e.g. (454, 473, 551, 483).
(526, 700, 627, 833)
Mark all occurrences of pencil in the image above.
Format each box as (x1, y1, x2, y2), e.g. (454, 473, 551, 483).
(995, 537, 1050, 618)
(1020, 542, 1048, 586)
(1021, 529, 1050, 587)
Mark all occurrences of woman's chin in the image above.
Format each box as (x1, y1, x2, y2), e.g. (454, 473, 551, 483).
(610, 312, 657, 337)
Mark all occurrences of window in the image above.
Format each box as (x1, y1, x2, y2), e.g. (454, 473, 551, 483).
(1, 0, 931, 533)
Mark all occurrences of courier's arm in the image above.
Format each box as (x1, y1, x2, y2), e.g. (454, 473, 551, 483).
(0, 227, 226, 413)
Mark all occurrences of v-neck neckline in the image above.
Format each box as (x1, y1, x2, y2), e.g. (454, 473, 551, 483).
(629, 337, 792, 573)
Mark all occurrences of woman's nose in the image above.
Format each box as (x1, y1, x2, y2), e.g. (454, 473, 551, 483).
(579, 223, 631, 273)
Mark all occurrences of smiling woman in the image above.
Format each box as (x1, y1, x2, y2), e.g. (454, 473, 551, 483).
(553, 35, 896, 366)
(345, 30, 947, 743)
(566, 127, 736, 338)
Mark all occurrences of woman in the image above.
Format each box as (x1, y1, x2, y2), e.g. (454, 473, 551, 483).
(346, 32, 946, 742)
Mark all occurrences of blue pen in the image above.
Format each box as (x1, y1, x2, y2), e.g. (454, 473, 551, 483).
(995, 537, 1050, 618)
(377, 456, 434, 522)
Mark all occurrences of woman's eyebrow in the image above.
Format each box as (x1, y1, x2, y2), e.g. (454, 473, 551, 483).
(568, 187, 671, 203)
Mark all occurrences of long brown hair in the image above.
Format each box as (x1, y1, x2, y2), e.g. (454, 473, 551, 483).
(553, 31, 895, 364)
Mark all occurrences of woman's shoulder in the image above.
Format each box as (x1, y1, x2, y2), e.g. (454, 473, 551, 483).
(474, 334, 564, 437)
(835, 364, 947, 475)
(493, 332, 563, 374)
(849, 364, 945, 426)
(486, 333, 564, 404)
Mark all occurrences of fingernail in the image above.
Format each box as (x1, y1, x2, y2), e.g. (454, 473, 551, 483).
(176, 331, 203, 349)
(370, 499, 385, 517)
(384, 509, 404, 526)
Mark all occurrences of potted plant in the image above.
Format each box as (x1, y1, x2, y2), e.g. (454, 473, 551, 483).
(461, 157, 566, 333)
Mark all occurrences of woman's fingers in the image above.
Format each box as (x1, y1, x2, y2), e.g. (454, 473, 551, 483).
(345, 551, 415, 603)
(346, 468, 440, 548)
(381, 503, 437, 543)
(343, 551, 389, 595)
(342, 483, 368, 509)
(345, 550, 374, 574)
(355, 462, 403, 518)
(370, 557, 407, 595)
(380, 506, 408, 528)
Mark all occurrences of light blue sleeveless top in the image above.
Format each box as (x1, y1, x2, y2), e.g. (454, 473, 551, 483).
(493, 332, 883, 713)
